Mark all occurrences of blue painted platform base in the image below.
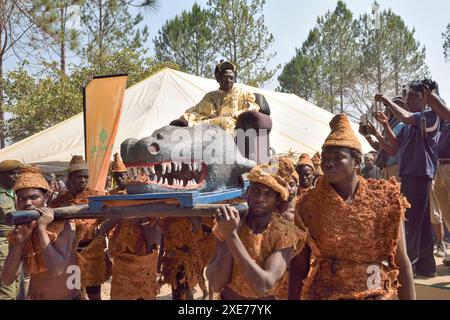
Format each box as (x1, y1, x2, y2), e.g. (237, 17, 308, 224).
(88, 182, 249, 212)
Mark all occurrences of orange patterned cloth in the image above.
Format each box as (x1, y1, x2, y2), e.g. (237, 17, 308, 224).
(295, 176, 410, 300)
(78, 236, 111, 287)
(213, 213, 306, 299)
(160, 217, 215, 293)
(107, 187, 159, 299)
(7, 221, 71, 275)
(51, 189, 103, 243)
(110, 252, 158, 300)
(51, 188, 107, 287)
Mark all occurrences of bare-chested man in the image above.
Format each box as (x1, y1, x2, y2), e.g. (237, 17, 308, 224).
(1, 166, 79, 300)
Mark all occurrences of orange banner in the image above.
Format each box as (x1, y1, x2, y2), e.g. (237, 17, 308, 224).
(84, 75, 128, 192)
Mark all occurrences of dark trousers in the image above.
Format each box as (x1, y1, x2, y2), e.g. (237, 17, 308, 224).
(401, 175, 436, 274)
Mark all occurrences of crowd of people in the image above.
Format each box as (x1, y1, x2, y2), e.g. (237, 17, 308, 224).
(0, 60, 449, 300)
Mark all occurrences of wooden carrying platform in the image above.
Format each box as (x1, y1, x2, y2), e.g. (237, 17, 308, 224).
(7, 184, 250, 225)
(88, 183, 250, 211)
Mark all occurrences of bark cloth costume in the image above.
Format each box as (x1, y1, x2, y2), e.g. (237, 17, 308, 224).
(7, 166, 79, 299)
(50, 156, 109, 291)
(311, 152, 324, 177)
(159, 216, 215, 299)
(294, 114, 410, 300)
(107, 153, 159, 300)
(213, 159, 307, 299)
(296, 153, 316, 196)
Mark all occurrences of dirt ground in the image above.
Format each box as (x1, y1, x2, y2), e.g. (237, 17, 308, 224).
(101, 280, 205, 300)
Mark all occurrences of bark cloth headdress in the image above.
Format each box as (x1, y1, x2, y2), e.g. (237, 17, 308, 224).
(13, 165, 50, 193)
(68, 155, 88, 173)
(297, 154, 315, 172)
(323, 113, 362, 154)
(111, 153, 127, 173)
(248, 157, 291, 201)
(311, 152, 324, 176)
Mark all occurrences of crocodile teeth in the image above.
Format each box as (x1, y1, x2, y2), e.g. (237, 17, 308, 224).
(161, 163, 166, 175)
(166, 163, 172, 174)
(164, 178, 168, 185)
(152, 176, 158, 183)
(150, 166, 155, 175)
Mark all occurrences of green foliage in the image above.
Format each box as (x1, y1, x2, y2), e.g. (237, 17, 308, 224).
(4, 49, 178, 143)
(207, 0, 279, 86)
(80, 0, 158, 63)
(278, 1, 357, 113)
(3, 63, 81, 142)
(154, 3, 216, 77)
(443, 24, 450, 63)
(278, 1, 428, 117)
(26, 0, 84, 73)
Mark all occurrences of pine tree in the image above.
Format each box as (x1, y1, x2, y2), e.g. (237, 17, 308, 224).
(207, 0, 278, 86)
(154, 3, 216, 77)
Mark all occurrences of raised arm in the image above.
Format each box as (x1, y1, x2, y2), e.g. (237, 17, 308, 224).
(226, 236, 291, 296)
(375, 94, 416, 126)
(359, 124, 380, 150)
(36, 208, 76, 276)
(425, 88, 450, 122)
(213, 206, 291, 297)
(372, 112, 399, 156)
(1, 223, 35, 285)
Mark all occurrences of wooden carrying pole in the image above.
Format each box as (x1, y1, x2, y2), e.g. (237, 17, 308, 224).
(7, 203, 249, 225)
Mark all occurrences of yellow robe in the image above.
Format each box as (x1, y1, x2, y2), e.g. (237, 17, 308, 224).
(181, 86, 260, 132)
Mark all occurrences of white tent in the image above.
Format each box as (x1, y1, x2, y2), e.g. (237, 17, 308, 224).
(0, 68, 371, 172)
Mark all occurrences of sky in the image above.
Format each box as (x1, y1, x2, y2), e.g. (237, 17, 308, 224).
(137, 0, 450, 102)
(5, 0, 450, 102)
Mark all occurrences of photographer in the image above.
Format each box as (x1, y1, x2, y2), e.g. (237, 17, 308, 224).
(359, 96, 406, 181)
(421, 82, 450, 265)
(374, 79, 440, 278)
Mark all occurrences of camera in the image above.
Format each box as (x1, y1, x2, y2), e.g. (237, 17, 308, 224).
(422, 78, 438, 92)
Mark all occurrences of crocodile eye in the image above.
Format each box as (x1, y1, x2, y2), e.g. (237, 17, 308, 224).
(156, 133, 164, 140)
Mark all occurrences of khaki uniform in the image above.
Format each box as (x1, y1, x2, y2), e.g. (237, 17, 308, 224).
(0, 187, 18, 299)
(434, 162, 450, 228)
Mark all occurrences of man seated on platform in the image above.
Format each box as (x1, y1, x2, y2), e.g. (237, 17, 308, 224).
(170, 60, 272, 163)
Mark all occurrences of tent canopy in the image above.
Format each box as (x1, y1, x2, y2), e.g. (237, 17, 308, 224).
(0, 68, 372, 172)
